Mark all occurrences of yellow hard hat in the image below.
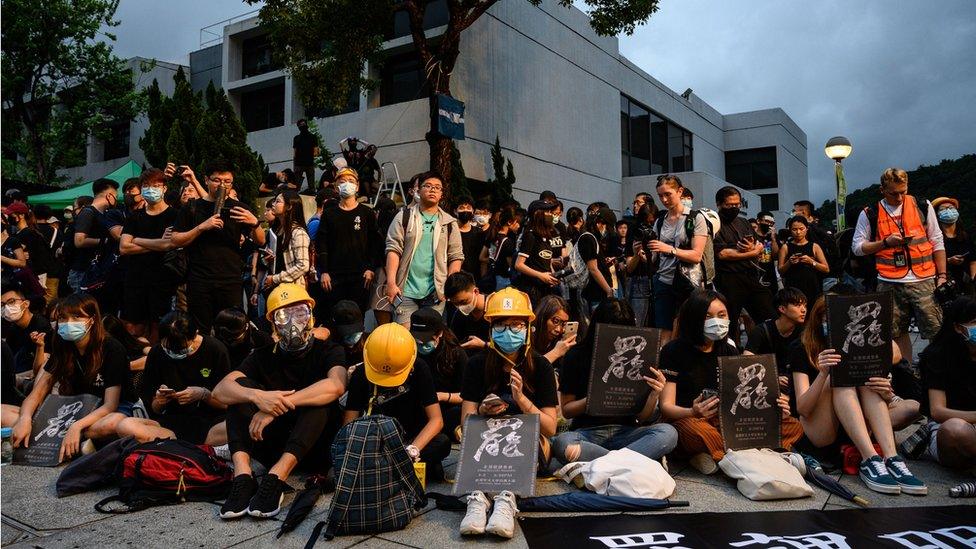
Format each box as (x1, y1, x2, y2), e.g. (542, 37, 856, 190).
(335, 167, 359, 182)
(265, 283, 316, 321)
(363, 323, 417, 387)
(484, 286, 535, 321)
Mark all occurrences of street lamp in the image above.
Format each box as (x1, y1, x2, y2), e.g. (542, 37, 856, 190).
(824, 136, 852, 231)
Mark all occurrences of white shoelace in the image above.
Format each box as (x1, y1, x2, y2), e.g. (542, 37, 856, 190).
(869, 459, 888, 476)
(887, 459, 911, 476)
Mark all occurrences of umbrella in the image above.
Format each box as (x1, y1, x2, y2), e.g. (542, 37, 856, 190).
(802, 454, 869, 507)
(277, 475, 334, 539)
(519, 492, 688, 512)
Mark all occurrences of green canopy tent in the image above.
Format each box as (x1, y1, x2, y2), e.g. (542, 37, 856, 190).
(28, 160, 142, 210)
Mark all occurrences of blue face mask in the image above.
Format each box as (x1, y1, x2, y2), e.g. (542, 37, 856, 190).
(163, 346, 190, 360)
(938, 207, 959, 225)
(491, 326, 526, 354)
(343, 332, 363, 346)
(963, 324, 976, 344)
(141, 186, 164, 204)
(57, 321, 90, 342)
(417, 339, 437, 356)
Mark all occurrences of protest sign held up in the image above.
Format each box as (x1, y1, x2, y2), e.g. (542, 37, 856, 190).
(718, 354, 781, 451)
(826, 292, 893, 387)
(453, 414, 540, 497)
(13, 394, 101, 467)
(585, 325, 662, 417)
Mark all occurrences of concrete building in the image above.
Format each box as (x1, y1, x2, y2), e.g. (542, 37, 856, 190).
(57, 58, 188, 183)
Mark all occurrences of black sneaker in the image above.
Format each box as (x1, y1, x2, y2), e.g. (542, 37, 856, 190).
(220, 474, 257, 519)
(247, 473, 286, 518)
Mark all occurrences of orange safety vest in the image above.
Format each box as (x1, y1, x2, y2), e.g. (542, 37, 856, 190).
(875, 195, 935, 279)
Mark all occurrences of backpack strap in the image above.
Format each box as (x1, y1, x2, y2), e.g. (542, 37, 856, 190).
(400, 206, 411, 234)
(321, 420, 372, 541)
(366, 384, 378, 416)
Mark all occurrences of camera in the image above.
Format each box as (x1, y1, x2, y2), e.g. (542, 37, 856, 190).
(934, 278, 959, 307)
(634, 223, 657, 251)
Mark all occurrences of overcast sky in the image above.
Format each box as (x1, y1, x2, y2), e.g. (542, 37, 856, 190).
(110, 0, 976, 205)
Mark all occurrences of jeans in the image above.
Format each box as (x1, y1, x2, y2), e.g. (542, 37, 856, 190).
(495, 276, 512, 290)
(551, 423, 678, 465)
(627, 275, 652, 327)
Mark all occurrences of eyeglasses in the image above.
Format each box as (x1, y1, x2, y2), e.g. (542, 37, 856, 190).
(549, 317, 567, 327)
(421, 184, 443, 192)
(1, 298, 25, 307)
(209, 178, 234, 186)
(493, 321, 527, 333)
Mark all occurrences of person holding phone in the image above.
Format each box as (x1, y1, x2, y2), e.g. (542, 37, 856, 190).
(659, 289, 797, 475)
(263, 190, 311, 291)
(530, 295, 576, 370)
(778, 216, 829, 305)
(932, 197, 975, 296)
(552, 298, 677, 466)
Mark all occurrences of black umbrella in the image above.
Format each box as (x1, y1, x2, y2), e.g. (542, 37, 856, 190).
(277, 475, 334, 539)
(802, 454, 869, 507)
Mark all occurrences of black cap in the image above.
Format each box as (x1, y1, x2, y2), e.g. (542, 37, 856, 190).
(331, 300, 364, 338)
(589, 206, 617, 227)
(527, 199, 558, 215)
(409, 307, 445, 342)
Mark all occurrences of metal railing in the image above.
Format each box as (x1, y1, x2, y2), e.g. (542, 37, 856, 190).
(199, 8, 261, 48)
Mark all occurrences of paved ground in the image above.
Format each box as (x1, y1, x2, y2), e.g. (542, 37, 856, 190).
(2, 443, 973, 549)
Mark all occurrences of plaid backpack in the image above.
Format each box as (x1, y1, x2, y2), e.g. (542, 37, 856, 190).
(308, 414, 427, 544)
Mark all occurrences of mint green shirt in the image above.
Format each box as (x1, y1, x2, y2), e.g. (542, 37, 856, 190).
(403, 212, 438, 299)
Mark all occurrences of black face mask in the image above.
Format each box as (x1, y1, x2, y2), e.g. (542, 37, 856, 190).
(719, 206, 741, 221)
(456, 211, 474, 224)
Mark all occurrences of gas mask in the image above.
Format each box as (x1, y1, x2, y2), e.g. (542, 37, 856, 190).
(273, 303, 314, 354)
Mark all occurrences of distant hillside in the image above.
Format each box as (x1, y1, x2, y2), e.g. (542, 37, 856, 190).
(817, 153, 976, 231)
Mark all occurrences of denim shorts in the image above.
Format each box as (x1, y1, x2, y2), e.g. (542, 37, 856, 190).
(114, 400, 148, 419)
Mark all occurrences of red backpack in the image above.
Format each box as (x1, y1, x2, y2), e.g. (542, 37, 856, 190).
(95, 439, 232, 513)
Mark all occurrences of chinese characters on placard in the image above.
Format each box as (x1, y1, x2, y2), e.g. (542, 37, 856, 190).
(35, 400, 85, 442)
(474, 417, 525, 462)
(602, 335, 647, 384)
(730, 363, 772, 416)
(842, 301, 884, 353)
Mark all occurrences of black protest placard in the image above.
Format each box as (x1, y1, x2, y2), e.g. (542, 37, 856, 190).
(13, 394, 101, 466)
(585, 324, 662, 417)
(718, 354, 781, 451)
(826, 292, 893, 387)
(453, 414, 539, 497)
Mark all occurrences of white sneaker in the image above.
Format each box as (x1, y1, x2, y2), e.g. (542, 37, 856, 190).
(690, 452, 718, 475)
(459, 491, 491, 536)
(485, 491, 518, 539)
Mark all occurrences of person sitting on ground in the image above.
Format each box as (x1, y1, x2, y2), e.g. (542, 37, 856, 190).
(530, 295, 577, 371)
(908, 296, 976, 469)
(744, 287, 808, 397)
(443, 271, 491, 352)
(102, 314, 151, 391)
(789, 291, 926, 495)
(659, 289, 799, 475)
(552, 298, 678, 466)
(4, 293, 140, 462)
(1, 282, 51, 376)
(213, 284, 347, 520)
(212, 307, 273, 371)
(343, 322, 450, 479)
(409, 307, 467, 440)
(116, 311, 229, 445)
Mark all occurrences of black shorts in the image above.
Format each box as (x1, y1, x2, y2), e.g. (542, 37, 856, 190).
(157, 413, 225, 445)
(122, 281, 174, 323)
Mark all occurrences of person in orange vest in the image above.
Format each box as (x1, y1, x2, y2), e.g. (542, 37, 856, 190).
(852, 168, 948, 362)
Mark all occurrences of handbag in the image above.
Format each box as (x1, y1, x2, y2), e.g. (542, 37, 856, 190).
(718, 448, 813, 500)
(555, 448, 674, 499)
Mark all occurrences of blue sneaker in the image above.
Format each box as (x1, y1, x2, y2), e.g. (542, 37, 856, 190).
(859, 456, 900, 495)
(884, 456, 927, 495)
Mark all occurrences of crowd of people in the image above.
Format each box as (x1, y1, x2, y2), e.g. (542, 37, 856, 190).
(1, 161, 974, 536)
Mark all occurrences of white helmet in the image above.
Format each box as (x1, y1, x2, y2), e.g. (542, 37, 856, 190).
(697, 207, 721, 234)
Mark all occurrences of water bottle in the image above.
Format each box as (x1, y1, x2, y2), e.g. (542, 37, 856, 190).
(1, 427, 13, 465)
(949, 482, 975, 498)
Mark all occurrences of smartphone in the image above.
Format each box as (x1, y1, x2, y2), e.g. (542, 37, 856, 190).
(158, 387, 175, 395)
(700, 388, 718, 401)
(392, 295, 404, 308)
(563, 321, 579, 340)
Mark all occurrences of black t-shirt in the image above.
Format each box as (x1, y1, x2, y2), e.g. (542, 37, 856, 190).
(713, 217, 757, 275)
(314, 204, 383, 275)
(461, 351, 559, 414)
(515, 231, 561, 289)
(293, 131, 317, 165)
(140, 335, 230, 419)
(919, 338, 976, 413)
(444, 305, 490, 347)
(70, 206, 108, 271)
(660, 337, 738, 408)
(175, 198, 253, 283)
(746, 319, 802, 376)
(45, 336, 137, 403)
(430, 348, 467, 394)
(237, 338, 345, 391)
(785, 339, 820, 417)
(459, 226, 484, 276)
(577, 232, 612, 301)
(345, 357, 438, 438)
(2, 313, 52, 373)
(225, 328, 274, 371)
(488, 232, 516, 278)
(945, 234, 975, 286)
(122, 206, 178, 284)
(15, 228, 58, 276)
(561, 343, 633, 429)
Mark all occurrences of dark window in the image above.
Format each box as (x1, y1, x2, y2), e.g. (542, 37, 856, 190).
(760, 193, 780, 212)
(387, 0, 450, 40)
(102, 121, 130, 161)
(241, 83, 285, 132)
(725, 147, 778, 190)
(241, 34, 281, 79)
(380, 52, 430, 107)
(620, 94, 693, 176)
(305, 86, 360, 119)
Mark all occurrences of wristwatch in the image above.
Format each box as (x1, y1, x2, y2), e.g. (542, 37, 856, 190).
(405, 444, 420, 462)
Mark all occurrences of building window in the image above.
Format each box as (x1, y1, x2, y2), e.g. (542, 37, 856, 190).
(380, 51, 430, 107)
(760, 193, 780, 213)
(241, 34, 281, 79)
(725, 147, 778, 190)
(102, 121, 130, 161)
(305, 86, 359, 119)
(241, 83, 285, 132)
(620, 94, 693, 177)
(387, 0, 449, 40)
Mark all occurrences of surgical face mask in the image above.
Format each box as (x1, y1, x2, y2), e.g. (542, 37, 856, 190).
(703, 317, 730, 341)
(141, 186, 164, 204)
(343, 331, 363, 346)
(456, 211, 474, 224)
(958, 323, 976, 344)
(938, 207, 960, 225)
(551, 214, 561, 225)
(491, 326, 527, 354)
(338, 182, 358, 199)
(2, 303, 25, 322)
(57, 320, 91, 342)
(417, 339, 437, 356)
(63, 211, 73, 221)
(162, 344, 190, 361)
(273, 304, 314, 353)
(456, 294, 478, 316)
(474, 214, 490, 226)
(681, 198, 693, 210)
